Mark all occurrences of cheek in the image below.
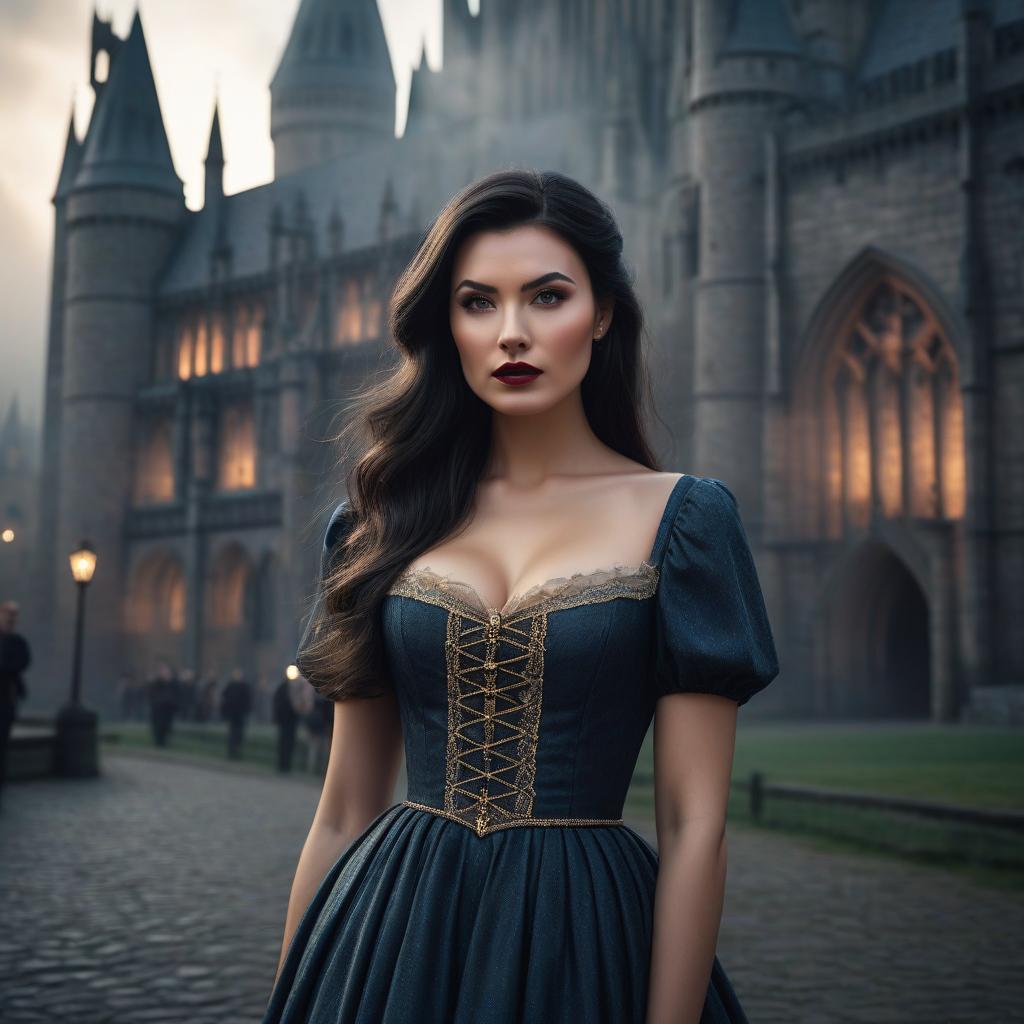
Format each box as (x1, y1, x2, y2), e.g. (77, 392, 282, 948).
(537, 303, 594, 360)
(450, 312, 494, 369)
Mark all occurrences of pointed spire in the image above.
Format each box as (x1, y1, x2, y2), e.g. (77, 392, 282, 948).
(0, 396, 24, 475)
(205, 102, 224, 166)
(53, 102, 83, 203)
(74, 10, 182, 197)
(204, 101, 224, 208)
(723, 0, 803, 58)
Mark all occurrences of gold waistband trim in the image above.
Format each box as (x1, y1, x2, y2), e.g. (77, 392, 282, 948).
(400, 799, 625, 838)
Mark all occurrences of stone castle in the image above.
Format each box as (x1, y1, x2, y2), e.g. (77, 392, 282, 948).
(26, 0, 1024, 721)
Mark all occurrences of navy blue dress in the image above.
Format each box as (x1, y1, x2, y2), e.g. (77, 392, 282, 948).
(264, 474, 779, 1023)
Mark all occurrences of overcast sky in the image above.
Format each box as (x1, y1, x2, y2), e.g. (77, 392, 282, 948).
(0, 0, 463, 436)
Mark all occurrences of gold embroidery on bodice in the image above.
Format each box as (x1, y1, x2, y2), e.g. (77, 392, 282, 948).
(388, 562, 660, 836)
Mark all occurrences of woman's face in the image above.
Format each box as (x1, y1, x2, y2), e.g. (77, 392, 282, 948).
(449, 223, 612, 416)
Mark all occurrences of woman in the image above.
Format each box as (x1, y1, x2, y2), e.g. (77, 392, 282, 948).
(264, 170, 779, 1023)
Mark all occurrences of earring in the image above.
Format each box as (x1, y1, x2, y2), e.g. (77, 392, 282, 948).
(594, 321, 603, 340)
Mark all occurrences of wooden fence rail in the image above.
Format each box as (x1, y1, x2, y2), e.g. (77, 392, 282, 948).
(733, 771, 1024, 834)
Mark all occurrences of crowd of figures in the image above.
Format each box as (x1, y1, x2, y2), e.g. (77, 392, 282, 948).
(119, 661, 333, 775)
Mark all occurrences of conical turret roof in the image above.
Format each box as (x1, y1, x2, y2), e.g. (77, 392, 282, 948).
(53, 105, 82, 202)
(270, 0, 395, 97)
(723, 0, 803, 58)
(74, 11, 182, 196)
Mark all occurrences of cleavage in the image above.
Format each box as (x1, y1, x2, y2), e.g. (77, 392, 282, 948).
(395, 559, 655, 618)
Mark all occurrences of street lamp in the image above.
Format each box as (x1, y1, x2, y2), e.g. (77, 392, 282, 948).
(55, 539, 99, 777)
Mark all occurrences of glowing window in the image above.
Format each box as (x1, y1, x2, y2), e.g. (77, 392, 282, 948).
(177, 328, 193, 380)
(217, 402, 256, 491)
(133, 419, 175, 505)
(335, 279, 363, 344)
(823, 278, 965, 531)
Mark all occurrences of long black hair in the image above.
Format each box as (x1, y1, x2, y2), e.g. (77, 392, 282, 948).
(298, 168, 661, 700)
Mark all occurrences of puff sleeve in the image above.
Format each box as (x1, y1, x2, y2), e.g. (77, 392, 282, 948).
(651, 477, 779, 706)
(294, 499, 354, 676)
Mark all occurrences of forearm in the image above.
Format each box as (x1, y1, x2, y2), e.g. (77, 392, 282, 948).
(646, 824, 728, 1024)
(272, 822, 355, 986)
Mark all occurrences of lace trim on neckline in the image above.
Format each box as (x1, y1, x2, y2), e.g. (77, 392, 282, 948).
(389, 561, 660, 620)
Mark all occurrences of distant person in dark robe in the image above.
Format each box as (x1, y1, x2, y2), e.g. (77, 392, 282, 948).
(272, 673, 306, 773)
(0, 600, 31, 809)
(220, 667, 253, 760)
(147, 660, 178, 747)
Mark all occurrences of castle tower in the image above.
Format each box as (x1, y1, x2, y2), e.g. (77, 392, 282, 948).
(30, 106, 82, 654)
(689, 0, 804, 516)
(48, 10, 185, 711)
(270, 0, 396, 178)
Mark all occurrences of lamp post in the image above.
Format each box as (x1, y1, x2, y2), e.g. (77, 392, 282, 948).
(55, 539, 100, 777)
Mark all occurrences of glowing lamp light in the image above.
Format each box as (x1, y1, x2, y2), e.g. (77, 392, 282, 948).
(285, 664, 300, 681)
(69, 541, 98, 584)
(1, 528, 13, 543)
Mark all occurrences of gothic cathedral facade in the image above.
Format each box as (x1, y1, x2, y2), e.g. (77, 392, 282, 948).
(31, 0, 1024, 722)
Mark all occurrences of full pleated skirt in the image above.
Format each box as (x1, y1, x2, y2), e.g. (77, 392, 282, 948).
(262, 803, 750, 1024)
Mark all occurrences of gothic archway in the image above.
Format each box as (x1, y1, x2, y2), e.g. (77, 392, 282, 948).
(124, 550, 186, 679)
(816, 540, 931, 717)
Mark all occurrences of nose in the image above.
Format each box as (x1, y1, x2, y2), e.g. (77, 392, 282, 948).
(496, 306, 530, 355)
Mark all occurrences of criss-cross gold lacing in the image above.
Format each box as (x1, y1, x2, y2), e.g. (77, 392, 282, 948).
(388, 563, 660, 837)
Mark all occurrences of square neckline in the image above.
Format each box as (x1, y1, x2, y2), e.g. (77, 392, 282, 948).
(389, 473, 695, 619)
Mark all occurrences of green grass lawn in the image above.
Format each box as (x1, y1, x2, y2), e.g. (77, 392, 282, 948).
(629, 720, 1024, 811)
(626, 720, 1024, 879)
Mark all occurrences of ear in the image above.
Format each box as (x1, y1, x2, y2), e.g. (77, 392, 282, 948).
(594, 297, 615, 340)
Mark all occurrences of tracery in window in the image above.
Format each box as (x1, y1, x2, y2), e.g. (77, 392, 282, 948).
(822, 278, 965, 532)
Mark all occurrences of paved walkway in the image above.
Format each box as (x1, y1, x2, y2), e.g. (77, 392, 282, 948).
(0, 753, 1019, 1023)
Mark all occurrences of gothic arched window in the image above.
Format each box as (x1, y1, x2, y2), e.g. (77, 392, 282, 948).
(822, 278, 965, 532)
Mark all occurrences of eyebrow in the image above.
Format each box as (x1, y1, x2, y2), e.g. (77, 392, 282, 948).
(453, 271, 577, 295)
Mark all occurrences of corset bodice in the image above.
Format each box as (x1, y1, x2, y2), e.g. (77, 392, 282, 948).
(298, 474, 780, 840)
(383, 562, 663, 835)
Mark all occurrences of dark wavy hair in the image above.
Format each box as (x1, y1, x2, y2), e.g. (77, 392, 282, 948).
(298, 168, 662, 701)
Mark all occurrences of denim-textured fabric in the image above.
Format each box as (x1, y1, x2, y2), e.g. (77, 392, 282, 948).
(264, 475, 779, 1023)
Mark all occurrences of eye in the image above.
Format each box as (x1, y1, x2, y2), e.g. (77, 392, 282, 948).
(459, 294, 494, 312)
(533, 288, 567, 306)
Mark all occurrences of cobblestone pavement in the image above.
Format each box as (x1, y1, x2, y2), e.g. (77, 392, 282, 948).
(0, 753, 1019, 1024)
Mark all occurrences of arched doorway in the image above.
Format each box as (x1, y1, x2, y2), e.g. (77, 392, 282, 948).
(818, 540, 931, 718)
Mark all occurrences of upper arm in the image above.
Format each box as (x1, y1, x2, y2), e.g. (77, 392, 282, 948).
(313, 691, 404, 836)
(652, 691, 737, 842)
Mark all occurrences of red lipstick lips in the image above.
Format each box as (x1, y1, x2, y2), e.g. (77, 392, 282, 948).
(492, 361, 543, 387)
